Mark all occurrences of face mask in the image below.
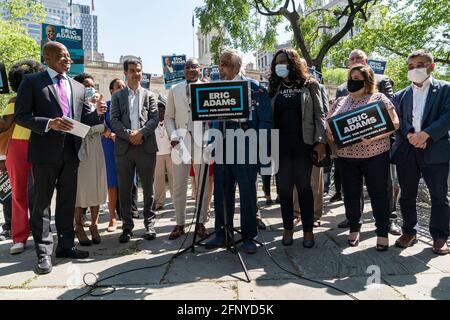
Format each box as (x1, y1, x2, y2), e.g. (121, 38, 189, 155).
(275, 64, 289, 78)
(347, 79, 365, 93)
(408, 68, 429, 84)
(85, 87, 96, 100)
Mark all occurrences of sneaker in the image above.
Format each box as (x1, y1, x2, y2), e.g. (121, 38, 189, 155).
(144, 225, 157, 241)
(241, 239, 257, 254)
(389, 219, 402, 236)
(0, 229, 11, 241)
(329, 193, 343, 203)
(10, 243, 26, 255)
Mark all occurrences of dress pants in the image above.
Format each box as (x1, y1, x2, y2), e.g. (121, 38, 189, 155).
(293, 165, 324, 221)
(154, 154, 174, 208)
(116, 146, 156, 232)
(214, 163, 258, 240)
(397, 147, 450, 240)
(31, 137, 78, 259)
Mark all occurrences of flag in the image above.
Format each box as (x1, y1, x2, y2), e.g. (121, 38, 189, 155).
(91, 0, 95, 12)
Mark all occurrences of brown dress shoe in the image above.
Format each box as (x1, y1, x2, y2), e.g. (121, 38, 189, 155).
(169, 225, 185, 240)
(196, 223, 209, 239)
(395, 234, 418, 248)
(433, 239, 449, 256)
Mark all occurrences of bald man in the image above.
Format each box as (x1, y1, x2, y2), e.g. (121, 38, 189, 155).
(15, 42, 106, 275)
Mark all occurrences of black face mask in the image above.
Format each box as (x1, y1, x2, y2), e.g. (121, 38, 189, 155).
(347, 79, 365, 93)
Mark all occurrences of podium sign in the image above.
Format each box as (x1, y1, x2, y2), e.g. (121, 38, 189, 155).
(328, 101, 395, 149)
(190, 81, 250, 121)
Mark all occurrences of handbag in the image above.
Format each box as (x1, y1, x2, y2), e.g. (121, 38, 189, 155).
(311, 143, 332, 168)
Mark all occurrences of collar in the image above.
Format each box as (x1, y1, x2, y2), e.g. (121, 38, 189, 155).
(47, 67, 67, 80)
(127, 85, 141, 95)
(412, 75, 433, 91)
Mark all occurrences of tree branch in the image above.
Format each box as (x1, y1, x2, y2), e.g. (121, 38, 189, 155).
(254, 0, 290, 16)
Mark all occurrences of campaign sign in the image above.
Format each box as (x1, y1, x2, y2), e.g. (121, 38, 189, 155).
(328, 101, 395, 149)
(368, 59, 387, 75)
(202, 66, 220, 82)
(162, 55, 186, 90)
(41, 23, 84, 77)
(0, 171, 12, 203)
(141, 73, 152, 89)
(0, 63, 9, 94)
(190, 81, 250, 121)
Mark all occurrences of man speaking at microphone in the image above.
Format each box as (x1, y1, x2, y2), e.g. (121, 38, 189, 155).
(15, 42, 106, 275)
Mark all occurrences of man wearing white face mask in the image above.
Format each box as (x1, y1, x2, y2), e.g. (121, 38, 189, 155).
(392, 49, 450, 255)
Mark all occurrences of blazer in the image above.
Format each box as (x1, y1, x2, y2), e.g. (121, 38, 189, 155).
(14, 71, 103, 165)
(336, 74, 394, 101)
(110, 87, 159, 156)
(391, 78, 450, 165)
(271, 79, 326, 146)
(165, 81, 193, 142)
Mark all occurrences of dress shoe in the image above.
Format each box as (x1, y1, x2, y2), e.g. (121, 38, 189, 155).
(119, 230, 133, 243)
(432, 239, 449, 256)
(395, 234, 418, 249)
(303, 232, 315, 249)
(0, 229, 11, 241)
(338, 219, 349, 229)
(55, 247, 89, 259)
(89, 225, 102, 245)
(196, 223, 209, 239)
(205, 235, 226, 249)
(389, 219, 402, 236)
(329, 193, 342, 203)
(376, 237, 390, 252)
(282, 230, 294, 246)
(256, 218, 267, 230)
(35, 256, 52, 275)
(265, 199, 274, 206)
(10, 243, 26, 255)
(347, 232, 360, 247)
(241, 239, 257, 254)
(169, 225, 185, 240)
(144, 225, 157, 241)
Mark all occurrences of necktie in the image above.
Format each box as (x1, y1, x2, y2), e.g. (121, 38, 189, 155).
(56, 74, 71, 118)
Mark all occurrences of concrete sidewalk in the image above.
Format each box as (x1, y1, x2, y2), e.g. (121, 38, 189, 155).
(0, 188, 449, 300)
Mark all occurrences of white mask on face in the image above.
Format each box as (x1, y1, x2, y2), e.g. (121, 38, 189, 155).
(408, 68, 430, 84)
(85, 87, 96, 100)
(275, 64, 289, 78)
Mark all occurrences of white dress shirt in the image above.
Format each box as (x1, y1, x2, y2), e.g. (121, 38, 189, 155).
(128, 86, 140, 130)
(156, 122, 172, 155)
(412, 76, 433, 133)
(46, 67, 73, 132)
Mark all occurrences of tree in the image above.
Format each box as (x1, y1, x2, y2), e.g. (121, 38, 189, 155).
(196, 0, 380, 72)
(0, 0, 46, 110)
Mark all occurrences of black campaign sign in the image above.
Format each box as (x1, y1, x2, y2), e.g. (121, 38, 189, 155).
(0, 63, 9, 94)
(0, 171, 12, 203)
(190, 81, 250, 121)
(328, 101, 395, 149)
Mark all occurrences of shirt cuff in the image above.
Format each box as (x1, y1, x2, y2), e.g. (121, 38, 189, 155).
(45, 120, 51, 133)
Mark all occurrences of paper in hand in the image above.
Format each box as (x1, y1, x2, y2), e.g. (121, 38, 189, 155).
(62, 116, 91, 139)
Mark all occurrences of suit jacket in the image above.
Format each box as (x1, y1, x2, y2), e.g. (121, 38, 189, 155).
(391, 79, 450, 165)
(165, 81, 194, 142)
(271, 79, 326, 146)
(110, 87, 159, 156)
(14, 71, 103, 165)
(336, 74, 394, 101)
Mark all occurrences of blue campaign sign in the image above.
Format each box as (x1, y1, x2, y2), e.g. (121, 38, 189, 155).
(141, 73, 152, 89)
(368, 59, 387, 75)
(0, 63, 9, 94)
(328, 101, 395, 149)
(162, 55, 186, 90)
(41, 23, 84, 77)
(202, 66, 220, 82)
(190, 81, 250, 121)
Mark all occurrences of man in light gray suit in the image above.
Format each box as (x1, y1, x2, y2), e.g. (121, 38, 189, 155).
(110, 58, 159, 243)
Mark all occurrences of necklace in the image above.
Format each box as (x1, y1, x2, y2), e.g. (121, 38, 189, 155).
(282, 81, 295, 89)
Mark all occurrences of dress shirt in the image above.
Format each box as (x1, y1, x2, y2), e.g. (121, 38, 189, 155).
(46, 67, 73, 132)
(412, 76, 433, 133)
(128, 86, 140, 130)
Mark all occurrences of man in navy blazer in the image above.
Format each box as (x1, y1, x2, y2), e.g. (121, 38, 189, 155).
(392, 49, 450, 255)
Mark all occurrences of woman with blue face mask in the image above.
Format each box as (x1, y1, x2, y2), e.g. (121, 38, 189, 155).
(73, 73, 107, 246)
(268, 48, 327, 248)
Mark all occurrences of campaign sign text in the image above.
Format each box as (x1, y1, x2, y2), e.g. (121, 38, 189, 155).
(190, 81, 250, 121)
(162, 55, 186, 90)
(41, 23, 84, 77)
(202, 66, 220, 82)
(0, 172, 12, 203)
(328, 101, 395, 149)
(368, 60, 387, 75)
(0, 63, 9, 94)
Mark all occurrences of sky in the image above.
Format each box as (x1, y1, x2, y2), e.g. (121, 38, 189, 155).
(74, 0, 291, 75)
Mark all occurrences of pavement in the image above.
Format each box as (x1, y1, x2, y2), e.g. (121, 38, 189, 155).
(0, 186, 449, 301)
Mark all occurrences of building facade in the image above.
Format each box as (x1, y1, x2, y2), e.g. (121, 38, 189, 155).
(71, 3, 98, 54)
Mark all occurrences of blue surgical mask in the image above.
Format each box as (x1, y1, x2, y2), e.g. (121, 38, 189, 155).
(85, 87, 96, 100)
(275, 64, 289, 78)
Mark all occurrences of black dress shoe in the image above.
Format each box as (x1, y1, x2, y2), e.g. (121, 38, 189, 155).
(55, 247, 89, 259)
(35, 256, 52, 275)
(119, 230, 133, 243)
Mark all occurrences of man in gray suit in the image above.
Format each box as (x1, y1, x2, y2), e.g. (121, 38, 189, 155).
(110, 58, 159, 243)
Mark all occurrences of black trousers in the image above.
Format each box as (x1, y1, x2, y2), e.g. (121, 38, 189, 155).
(116, 146, 156, 232)
(261, 174, 271, 197)
(341, 152, 391, 237)
(397, 147, 450, 240)
(31, 141, 78, 259)
(334, 158, 343, 195)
